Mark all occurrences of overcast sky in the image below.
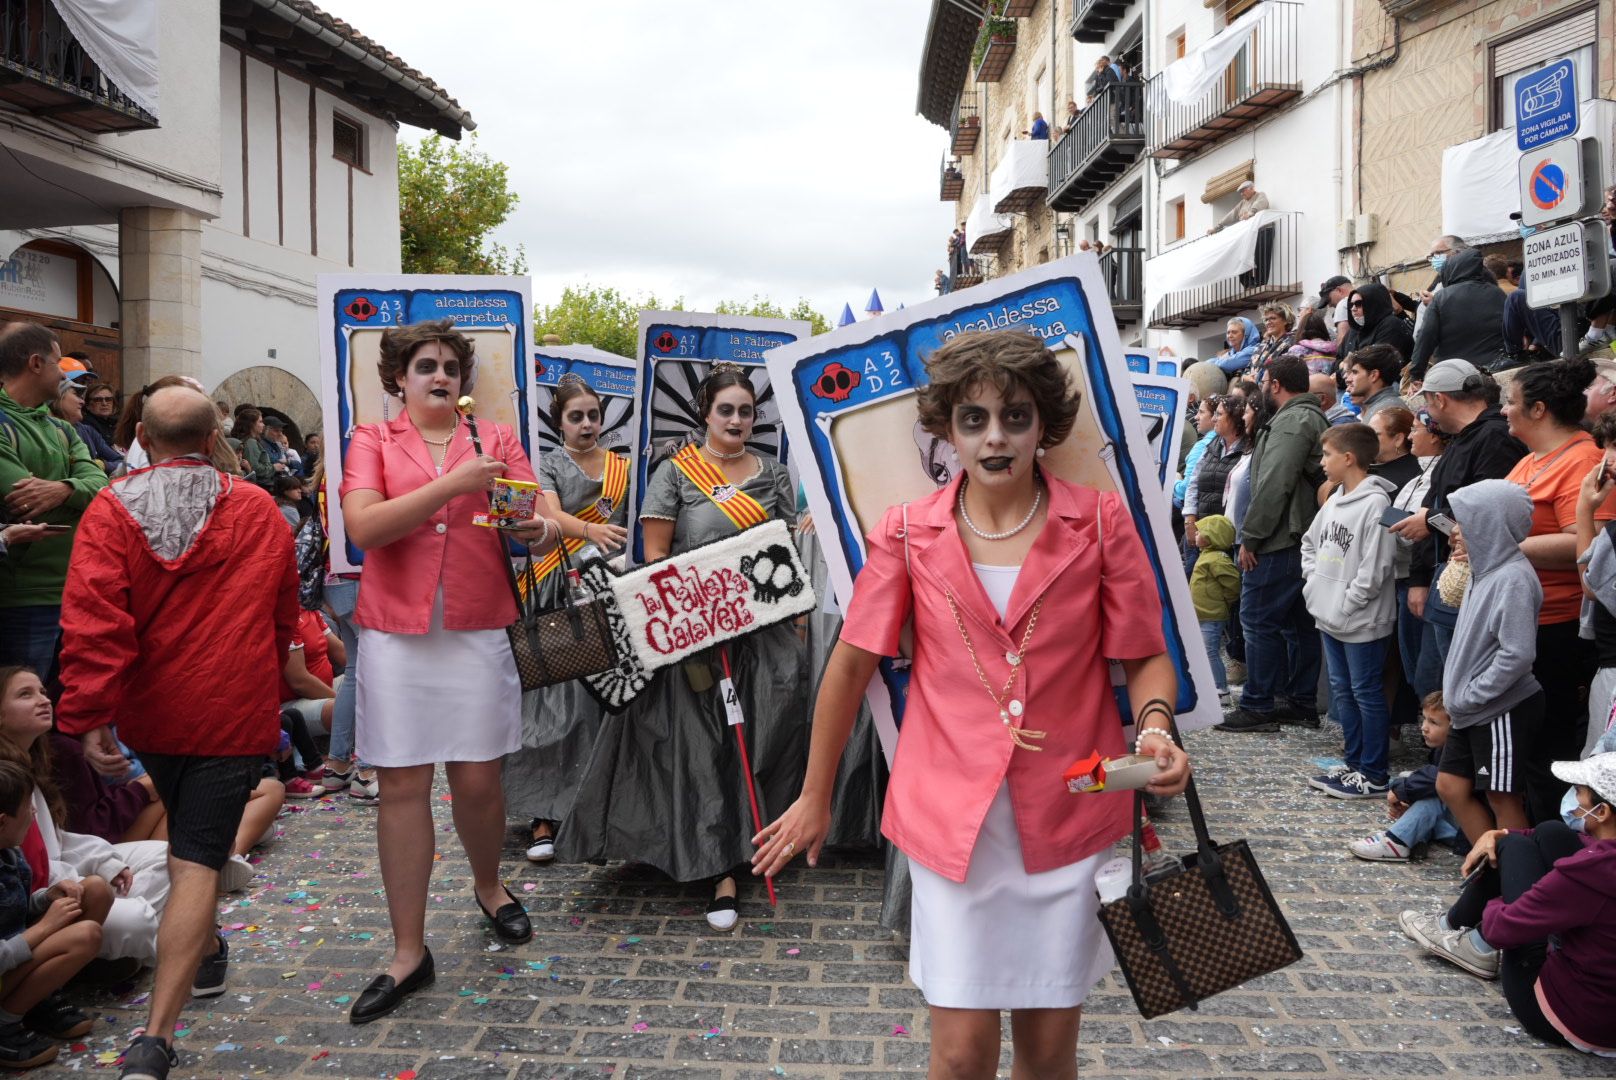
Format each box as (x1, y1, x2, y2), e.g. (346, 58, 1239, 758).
(327, 1, 956, 322)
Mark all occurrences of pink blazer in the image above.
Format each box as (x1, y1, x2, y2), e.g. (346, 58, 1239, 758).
(339, 412, 537, 634)
(840, 475, 1166, 882)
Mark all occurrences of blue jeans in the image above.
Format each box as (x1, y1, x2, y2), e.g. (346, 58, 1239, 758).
(1238, 546, 1320, 714)
(1388, 795, 1459, 849)
(0, 604, 62, 684)
(1200, 619, 1228, 692)
(1181, 535, 1199, 579)
(1320, 633, 1392, 784)
(1396, 582, 1435, 699)
(322, 577, 364, 767)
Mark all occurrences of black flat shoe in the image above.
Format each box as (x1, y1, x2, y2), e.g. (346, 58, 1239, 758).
(349, 949, 434, 1025)
(477, 886, 533, 944)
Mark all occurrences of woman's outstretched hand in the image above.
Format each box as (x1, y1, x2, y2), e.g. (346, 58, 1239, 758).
(751, 794, 832, 879)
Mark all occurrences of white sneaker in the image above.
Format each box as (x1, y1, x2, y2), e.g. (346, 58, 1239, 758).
(705, 895, 738, 932)
(1425, 927, 1501, 979)
(1349, 832, 1411, 862)
(219, 854, 254, 894)
(345, 773, 380, 805)
(1398, 908, 1447, 950)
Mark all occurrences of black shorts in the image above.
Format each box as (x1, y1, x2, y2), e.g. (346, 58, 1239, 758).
(1438, 691, 1546, 794)
(137, 753, 260, 870)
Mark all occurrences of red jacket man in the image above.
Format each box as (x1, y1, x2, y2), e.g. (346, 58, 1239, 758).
(56, 449, 297, 756)
(53, 385, 295, 1080)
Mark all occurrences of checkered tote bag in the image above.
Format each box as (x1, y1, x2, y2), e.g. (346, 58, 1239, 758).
(1097, 725, 1302, 1019)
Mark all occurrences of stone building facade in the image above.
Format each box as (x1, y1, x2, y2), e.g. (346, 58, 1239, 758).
(1354, 0, 1616, 285)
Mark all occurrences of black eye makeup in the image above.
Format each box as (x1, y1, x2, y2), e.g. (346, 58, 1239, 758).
(714, 403, 755, 420)
(412, 358, 461, 377)
(566, 408, 601, 425)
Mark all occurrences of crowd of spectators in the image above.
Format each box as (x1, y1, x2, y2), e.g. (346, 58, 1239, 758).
(1170, 222, 1616, 1055)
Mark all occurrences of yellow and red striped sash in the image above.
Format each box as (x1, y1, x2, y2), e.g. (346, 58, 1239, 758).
(522, 450, 630, 594)
(670, 443, 769, 531)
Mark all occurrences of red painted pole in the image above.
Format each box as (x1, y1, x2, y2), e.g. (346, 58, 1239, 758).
(719, 645, 777, 907)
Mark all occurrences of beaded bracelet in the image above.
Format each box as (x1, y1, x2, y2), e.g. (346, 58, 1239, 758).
(1134, 727, 1175, 756)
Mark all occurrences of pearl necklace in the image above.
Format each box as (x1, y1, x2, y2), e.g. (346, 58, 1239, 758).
(563, 442, 597, 456)
(958, 479, 1042, 541)
(703, 442, 747, 461)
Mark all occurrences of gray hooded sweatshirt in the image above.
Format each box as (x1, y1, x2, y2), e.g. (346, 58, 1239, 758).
(1301, 474, 1398, 643)
(1443, 479, 1542, 730)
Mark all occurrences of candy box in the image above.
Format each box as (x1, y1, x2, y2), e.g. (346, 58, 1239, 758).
(1063, 752, 1161, 794)
(473, 478, 541, 529)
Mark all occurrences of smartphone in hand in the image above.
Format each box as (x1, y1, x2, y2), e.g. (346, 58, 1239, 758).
(1380, 507, 1413, 528)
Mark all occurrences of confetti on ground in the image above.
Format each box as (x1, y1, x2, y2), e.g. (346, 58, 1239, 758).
(311, 1050, 330, 1061)
(213, 1042, 240, 1052)
(633, 1022, 649, 1032)
(785, 948, 800, 956)
(893, 1024, 909, 1037)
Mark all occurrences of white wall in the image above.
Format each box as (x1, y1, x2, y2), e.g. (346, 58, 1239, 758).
(1140, 0, 1350, 357)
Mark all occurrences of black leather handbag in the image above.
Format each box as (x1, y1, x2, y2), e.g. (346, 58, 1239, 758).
(498, 535, 617, 691)
(1097, 725, 1302, 1019)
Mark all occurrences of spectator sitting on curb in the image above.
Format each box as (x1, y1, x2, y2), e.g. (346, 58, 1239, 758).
(1352, 691, 1464, 862)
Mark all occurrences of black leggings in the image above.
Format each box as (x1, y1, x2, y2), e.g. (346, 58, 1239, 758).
(1530, 621, 1594, 823)
(280, 709, 321, 779)
(1447, 821, 1583, 1047)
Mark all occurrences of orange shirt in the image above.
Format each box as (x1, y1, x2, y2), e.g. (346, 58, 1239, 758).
(1506, 431, 1615, 624)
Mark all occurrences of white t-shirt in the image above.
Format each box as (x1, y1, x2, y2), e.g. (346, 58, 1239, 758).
(1329, 295, 1350, 333)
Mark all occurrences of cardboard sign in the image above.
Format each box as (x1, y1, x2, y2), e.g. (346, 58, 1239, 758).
(533, 343, 639, 455)
(764, 256, 1219, 759)
(628, 311, 810, 563)
(317, 274, 536, 573)
(582, 520, 817, 710)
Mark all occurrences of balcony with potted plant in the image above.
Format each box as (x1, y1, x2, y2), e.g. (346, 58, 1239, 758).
(973, 7, 1017, 83)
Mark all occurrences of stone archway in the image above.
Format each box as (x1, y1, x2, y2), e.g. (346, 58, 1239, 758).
(213, 366, 321, 449)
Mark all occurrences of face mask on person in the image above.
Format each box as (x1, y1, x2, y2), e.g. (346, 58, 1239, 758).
(1430, 253, 1447, 272)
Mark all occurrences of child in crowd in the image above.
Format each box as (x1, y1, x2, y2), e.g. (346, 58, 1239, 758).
(1190, 513, 1241, 707)
(1301, 424, 1398, 798)
(1351, 691, 1462, 861)
(1400, 752, 1616, 1057)
(0, 760, 103, 1070)
(274, 474, 307, 532)
(1435, 480, 1545, 841)
(279, 608, 343, 799)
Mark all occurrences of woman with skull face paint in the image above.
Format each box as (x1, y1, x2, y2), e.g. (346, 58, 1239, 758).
(557, 364, 808, 931)
(339, 319, 559, 1024)
(503, 376, 630, 864)
(752, 331, 1191, 1076)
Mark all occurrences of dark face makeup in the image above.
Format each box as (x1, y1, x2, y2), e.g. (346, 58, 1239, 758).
(562, 398, 604, 448)
(403, 341, 464, 410)
(706, 386, 757, 447)
(949, 381, 1042, 486)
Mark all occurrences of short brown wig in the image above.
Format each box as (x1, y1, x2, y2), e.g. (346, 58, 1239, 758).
(1321, 422, 1379, 469)
(377, 318, 478, 397)
(915, 330, 1080, 449)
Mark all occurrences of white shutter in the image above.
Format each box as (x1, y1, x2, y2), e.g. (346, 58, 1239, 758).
(1493, 8, 1597, 75)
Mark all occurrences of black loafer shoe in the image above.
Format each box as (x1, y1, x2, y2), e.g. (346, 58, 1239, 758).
(477, 886, 533, 945)
(349, 949, 434, 1025)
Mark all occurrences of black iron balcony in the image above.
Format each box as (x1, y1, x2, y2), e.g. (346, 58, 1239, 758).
(1071, 0, 1130, 44)
(1148, 213, 1300, 329)
(1099, 246, 1143, 322)
(975, 29, 1016, 82)
(1046, 82, 1145, 213)
(1146, 3, 1300, 160)
(0, 0, 157, 133)
(950, 89, 982, 155)
(940, 158, 965, 201)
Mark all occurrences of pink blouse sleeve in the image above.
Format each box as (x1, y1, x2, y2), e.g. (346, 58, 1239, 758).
(1098, 491, 1167, 660)
(493, 422, 538, 485)
(338, 425, 385, 500)
(839, 504, 913, 657)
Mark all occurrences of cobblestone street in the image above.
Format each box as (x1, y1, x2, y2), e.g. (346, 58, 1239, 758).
(36, 722, 1616, 1079)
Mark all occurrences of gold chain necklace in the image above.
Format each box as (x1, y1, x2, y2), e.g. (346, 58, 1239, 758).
(944, 590, 1048, 751)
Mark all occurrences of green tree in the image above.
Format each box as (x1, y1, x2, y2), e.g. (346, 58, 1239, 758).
(398, 134, 526, 275)
(713, 296, 832, 335)
(534, 285, 681, 358)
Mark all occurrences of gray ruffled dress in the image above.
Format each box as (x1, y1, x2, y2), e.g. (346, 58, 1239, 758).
(556, 454, 810, 882)
(502, 450, 629, 826)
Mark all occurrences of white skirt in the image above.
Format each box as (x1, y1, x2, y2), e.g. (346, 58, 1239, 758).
(355, 588, 521, 768)
(908, 782, 1115, 1010)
